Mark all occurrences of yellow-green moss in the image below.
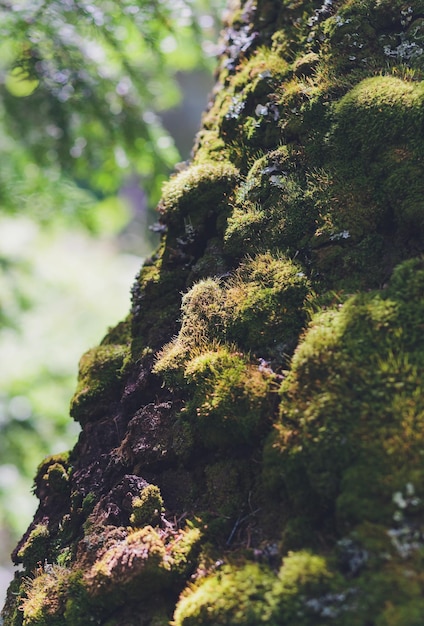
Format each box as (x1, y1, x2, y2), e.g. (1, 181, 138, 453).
(264, 258, 424, 541)
(86, 524, 201, 602)
(153, 277, 225, 387)
(70, 344, 129, 424)
(224, 148, 317, 256)
(158, 162, 240, 228)
(184, 345, 272, 447)
(173, 562, 276, 626)
(174, 552, 332, 626)
(225, 253, 312, 354)
(34, 452, 71, 497)
(330, 76, 424, 231)
(130, 484, 164, 528)
(20, 565, 70, 626)
(5, 0, 424, 624)
(17, 524, 50, 571)
(156, 251, 311, 384)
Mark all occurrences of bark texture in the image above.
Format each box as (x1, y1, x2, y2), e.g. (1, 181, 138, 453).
(3, 0, 424, 623)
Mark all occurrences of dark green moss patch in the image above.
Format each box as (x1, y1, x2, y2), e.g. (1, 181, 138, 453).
(158, 162, 240, 229)
(265, 258, 424, 540)
(70, 344, 129, 424)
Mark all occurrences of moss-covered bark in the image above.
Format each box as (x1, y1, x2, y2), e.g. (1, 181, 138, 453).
(3, 0, 424, 623)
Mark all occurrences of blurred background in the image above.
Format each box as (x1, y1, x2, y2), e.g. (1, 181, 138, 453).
(0, 0, 225, 602)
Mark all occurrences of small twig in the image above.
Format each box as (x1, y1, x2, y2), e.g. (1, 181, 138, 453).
(226, 508, 261, 546)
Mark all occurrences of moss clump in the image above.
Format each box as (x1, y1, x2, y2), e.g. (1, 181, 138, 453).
(34, 452, 71, 497)
(87, 526, 168, 598)
(225, 253, 312, 355)
(41, 463, 70, 495)
(184, 346, 272, 447)
(173, 562, 276, 626)
(174, 552, 332, 626)
(264, 258, 424, 541)
(70, 344, 129, 424)
(158, 162, 240, 229)
(5, 0, 424, 623)
(224, 149, 317, 257)
(17, 524, 50, 571)
(328, 76, 424, 233)
(154, 252, 310, 449)
(20, 565, 71, 626)
(86, 525, 201, 603)
(155, 252, 311, 384)
(130, 484, 164, 528)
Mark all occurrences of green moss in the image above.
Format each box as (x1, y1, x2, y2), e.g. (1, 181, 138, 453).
(174, 552, 332, 626)
(330, 76, 424, 231)
(100, 316, 132, 347)
(156, 251, 311, 388)
(173, 563, 276, 626)
(334, 76, 424, 155)
(5, 0, 424, 624)
(41, 463, 70, 495)
(224, 148, 317, 256)
(171, 419, 195, 461)
(184, 345, 272, 447)
(168, 526, 202, 577)
(20, 565, 70, 625)
(1, 572, 26, 626)
(131, 252, 188, 354)
(130, 484, 164, 528)
(69, 344, 129, 424)
(225, 253, 312, 355)
(204, 460, 251, 520)
(158, 162, 240, 229)
(17, 525, 50, 571)
(153, 277, 226, 387)
(34, 453, 71, 498)
(187, 237, 228, 284)
(264, 258, 424, 539)
(87, 526, 169, 598)
(85, 524, 201, 606)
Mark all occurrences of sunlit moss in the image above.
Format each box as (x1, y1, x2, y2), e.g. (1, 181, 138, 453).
(184, 345, 272, 447)
(130, 484, 164, 528)
(174, 552, 332, 626)
(173, 563, 276, 626)
(264, 258, 424, 540)
(5, 0, 424, 623)
(16, 524, 50, 571)
(20, 565, 70, 625)
(70, 344, 129, 424)
(225, 253, 312, 354)
(158, 162, 240, 228)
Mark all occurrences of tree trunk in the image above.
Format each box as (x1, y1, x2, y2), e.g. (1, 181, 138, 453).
(3, 0, 424, 623)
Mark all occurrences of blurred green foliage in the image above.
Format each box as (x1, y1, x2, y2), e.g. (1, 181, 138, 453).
(0, 216, 142, 554)
(0, 0, 222, 208)
(0, 0, 225, 568)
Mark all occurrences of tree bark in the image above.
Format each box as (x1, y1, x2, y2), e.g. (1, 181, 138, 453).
(3, 0, 424, 623)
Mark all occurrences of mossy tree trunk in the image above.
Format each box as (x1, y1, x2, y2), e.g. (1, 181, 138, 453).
(3, 0, 424, 624)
